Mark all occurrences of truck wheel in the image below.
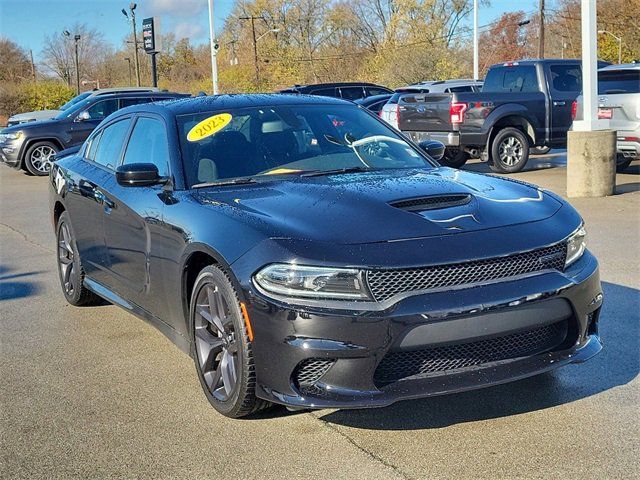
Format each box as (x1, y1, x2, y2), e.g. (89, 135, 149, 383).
(439, 147, 469, 169)
(24, 141, 59, 176)
(489, 128, 530, 173)
(616, 155, 632, 173)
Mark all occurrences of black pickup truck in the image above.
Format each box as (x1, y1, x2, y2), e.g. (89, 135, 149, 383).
(393, 59, 594, 172)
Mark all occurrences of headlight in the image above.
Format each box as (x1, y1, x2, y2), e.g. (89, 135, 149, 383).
(0, 131, 23, 142)
(565, 224, 587, 267)
(254, 264, 371, 300)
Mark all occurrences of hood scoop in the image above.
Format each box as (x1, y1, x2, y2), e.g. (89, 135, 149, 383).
(390, 194, 472, 212)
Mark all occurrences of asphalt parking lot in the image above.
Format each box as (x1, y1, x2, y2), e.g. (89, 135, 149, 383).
(1, 153, 639, 479)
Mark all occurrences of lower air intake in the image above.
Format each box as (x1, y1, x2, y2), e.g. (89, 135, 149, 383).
(374, 320, 568, 387)
(294, 358, 334, 394)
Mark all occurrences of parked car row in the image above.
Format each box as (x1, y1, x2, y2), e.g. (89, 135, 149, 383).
(0, 89, 188, 175)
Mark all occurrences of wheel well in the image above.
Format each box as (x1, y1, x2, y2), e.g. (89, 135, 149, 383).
(53, 201, 65, 227)
(182, 251, 218, 324)
(489, 116, 535, 148)
(22, 138, 64, 161)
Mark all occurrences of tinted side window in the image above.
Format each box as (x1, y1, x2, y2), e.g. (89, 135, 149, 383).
(120, 97, 154, 108)
(339, 87, 366, 100)
(85, 99, 119, 120)
(85, 130, 103, 161)
(598, 70, 640, 94)
(93, 119, 131, 169)
(309, 87, 336, 97)
(503, 66, 539, 92)
(550, 64, 582, 92)
(122, 117, 170, 177)
(365, 87, 390, 96)
(447, 85, 474, 93)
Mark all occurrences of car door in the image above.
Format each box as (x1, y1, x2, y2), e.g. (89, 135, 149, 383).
(66, 117, 133, 286)
(100, 114, 171, 311)
(546, 63, 582, 144)
(68, 98, 119, 145)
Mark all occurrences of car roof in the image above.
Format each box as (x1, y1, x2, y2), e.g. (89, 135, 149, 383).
(280, 82, 389, 91)
(599, 63, 640, 71)
(128, 93, 351, 117)
(354, 93, 393, 104)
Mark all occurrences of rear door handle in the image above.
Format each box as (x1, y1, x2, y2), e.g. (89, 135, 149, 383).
(553, 101, 566, 106)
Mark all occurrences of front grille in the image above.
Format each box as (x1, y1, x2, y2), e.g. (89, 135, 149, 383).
(294, 358, 334, 389)
(366, 243, 567, 302)
(390, 194, 471, 211)
(374, 320, 568, 386)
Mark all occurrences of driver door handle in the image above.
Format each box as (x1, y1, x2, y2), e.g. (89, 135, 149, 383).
(94, 190, 115, 210)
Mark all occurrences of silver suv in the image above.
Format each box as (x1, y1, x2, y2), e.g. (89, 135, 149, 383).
(574, 63, 640, 172)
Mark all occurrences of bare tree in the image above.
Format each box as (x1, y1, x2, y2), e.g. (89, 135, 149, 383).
(0, 38, 32, 82)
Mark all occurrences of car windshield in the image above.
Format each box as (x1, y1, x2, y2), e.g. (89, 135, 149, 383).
(177, 104, 435, 188)
(59, 92, 92, 111)
(598, 70, 640, 94)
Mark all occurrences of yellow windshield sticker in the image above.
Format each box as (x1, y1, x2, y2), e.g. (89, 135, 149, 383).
(263, 168, 302, 175)
(187, 113, 232, 142)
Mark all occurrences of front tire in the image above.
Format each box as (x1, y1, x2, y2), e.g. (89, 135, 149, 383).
(190, 265, 270, 418)
(56, 212, 101, 306)
(24, 141, 58, 176)
(438, 147, 469, 169)
(489, 128, 530, 173)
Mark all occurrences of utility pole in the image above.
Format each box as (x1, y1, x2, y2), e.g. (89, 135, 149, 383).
(207, 0, 219, 94)
(29, 49, 36, 81)
(74, 35, 81, 94)
(538, 0, 545, 58)
(240, 16, 261, 84)
(473, 0, 478, 80)
(122, 4, 141, 86)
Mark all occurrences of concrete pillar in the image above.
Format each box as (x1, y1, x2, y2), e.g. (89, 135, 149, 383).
(567, 130, 617, 197)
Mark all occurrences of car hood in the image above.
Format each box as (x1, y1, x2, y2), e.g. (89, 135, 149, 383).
(195, 168, 562, 245)
(8, 110, 62, 121)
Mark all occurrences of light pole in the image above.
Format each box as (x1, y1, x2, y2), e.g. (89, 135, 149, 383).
(207, 0, 219, 94)
(473, 0, 478, 80)
(63, 30, 81, 94)
(124, 57, 132, 86)
(122, 3, 141, 86)
(598, 30, 622, 64)
(239, 17, 279, 85)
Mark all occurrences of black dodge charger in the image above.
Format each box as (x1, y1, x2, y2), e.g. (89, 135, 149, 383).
(49, 94, 603, 418)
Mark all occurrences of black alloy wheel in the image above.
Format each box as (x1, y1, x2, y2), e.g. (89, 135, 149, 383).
(56, 212, 101, 306)
(438, 147, 469, 169)
(190, 265, 270, 417)
(490, 127, 530, 173)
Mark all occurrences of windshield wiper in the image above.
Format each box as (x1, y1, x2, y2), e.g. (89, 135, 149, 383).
(192, 177, 258, 188)
(300, 166, 372, 177)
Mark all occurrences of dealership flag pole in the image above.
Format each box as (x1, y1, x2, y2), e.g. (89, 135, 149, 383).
(208, 0, 219, 95)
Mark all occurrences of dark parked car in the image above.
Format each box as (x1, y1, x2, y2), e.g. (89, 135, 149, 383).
(0, 91, 187, 175)
(386, 59, 610, 171)
(50, 94, 602, 418)
(279, 82, 392, 100)
(354, 93, 393, 114)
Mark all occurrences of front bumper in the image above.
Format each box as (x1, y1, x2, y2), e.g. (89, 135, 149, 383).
(243, 251, 602, 409)
(0, 139, 23, 167)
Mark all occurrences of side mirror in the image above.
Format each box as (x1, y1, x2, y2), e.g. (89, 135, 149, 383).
(75, 111, 91, 122)
(116, 163, 164, 187)
(418, 140, 445, 161)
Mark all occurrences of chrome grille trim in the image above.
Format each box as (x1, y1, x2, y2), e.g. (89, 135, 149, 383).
(366, 243, 567, 302)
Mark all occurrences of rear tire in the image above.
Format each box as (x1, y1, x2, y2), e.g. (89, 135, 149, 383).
(24, 141, 58, 176)
(190, 265, 271, 418)
(438, 147, 469, 169)
(489, 128, 530, 173)
(56, 212, 102, 306)
(616, 155, 632, 173)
